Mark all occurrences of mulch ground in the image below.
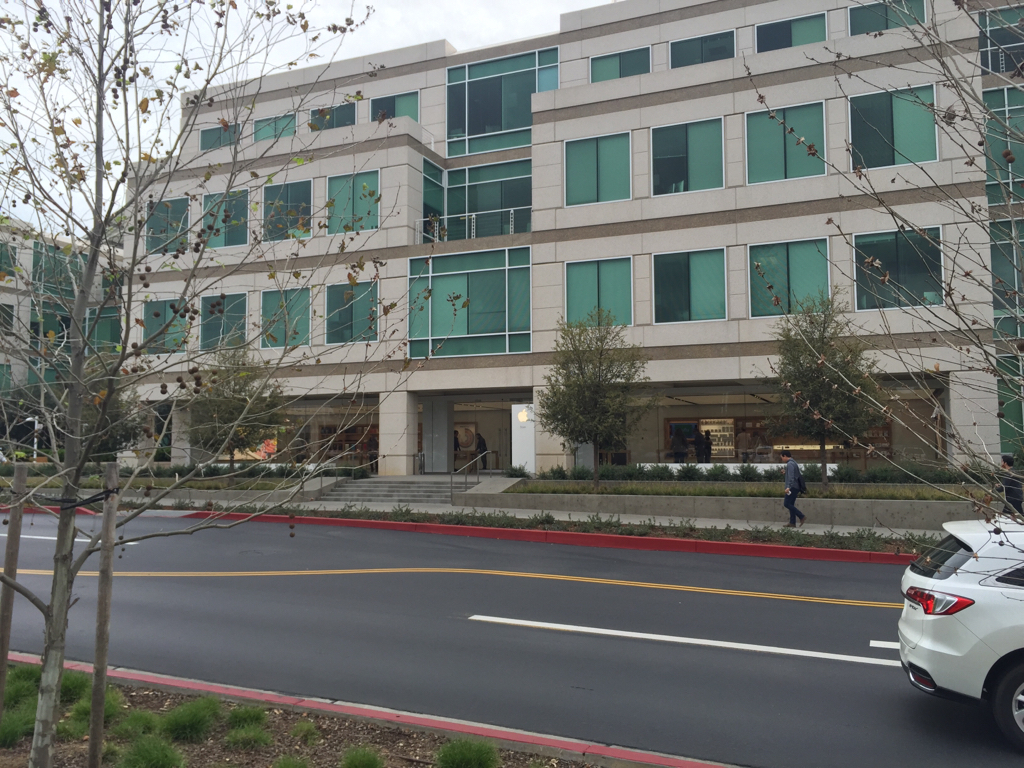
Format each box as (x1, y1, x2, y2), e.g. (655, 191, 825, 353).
(0, 684, 599, 768)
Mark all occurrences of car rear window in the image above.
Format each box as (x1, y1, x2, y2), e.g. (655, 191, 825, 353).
(910, 534, 974, 580)
(996, 566, 1024, 588)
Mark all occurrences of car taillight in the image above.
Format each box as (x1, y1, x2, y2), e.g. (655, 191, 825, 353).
(905, 586, 974, 616)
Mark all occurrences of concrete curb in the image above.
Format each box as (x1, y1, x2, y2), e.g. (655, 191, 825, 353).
(181, 511, 917, 565)
(8, 651, 735, 768)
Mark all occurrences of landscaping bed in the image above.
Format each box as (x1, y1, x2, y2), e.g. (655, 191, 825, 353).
(0, 666, 591, 768)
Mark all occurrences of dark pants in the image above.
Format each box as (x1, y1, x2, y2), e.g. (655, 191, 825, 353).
(673, 451, 686, 463)
(784, 491, 805, 525)
(479, 452, 487, 469)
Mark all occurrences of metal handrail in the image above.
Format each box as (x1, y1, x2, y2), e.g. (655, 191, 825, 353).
(451, 451, 493, 503)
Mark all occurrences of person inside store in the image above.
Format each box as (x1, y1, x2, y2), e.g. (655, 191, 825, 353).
(693, 430, 706, 464)
(670, 425, 688, 463)
(703, 430, 713, 464)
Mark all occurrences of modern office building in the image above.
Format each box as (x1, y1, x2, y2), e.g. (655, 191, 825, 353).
(137, 0, 1008, 474)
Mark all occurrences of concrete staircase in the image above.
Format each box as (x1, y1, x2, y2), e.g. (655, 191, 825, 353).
(321, 476, 466, 506)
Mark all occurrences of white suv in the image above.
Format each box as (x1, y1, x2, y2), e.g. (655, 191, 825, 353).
(899, 518, 1024, 749)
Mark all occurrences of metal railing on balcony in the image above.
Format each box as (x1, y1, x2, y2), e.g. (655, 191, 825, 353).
(421, 207, 531, 244)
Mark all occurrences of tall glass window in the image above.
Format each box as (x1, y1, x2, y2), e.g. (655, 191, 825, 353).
(980, 8, 1024, 75)
(253, 114, 296, 143)
(565, 257, 632, 325)
(263, 181, 312, 241)
(371, 92, 419, 122)
(651, 119, 723, 195)
(984, 87, 1024, 205)
(998, 356, 1024, 453)
(653, 250, 726, 323)
(749, 239, 829, 316)
(992, 220, 1024, 340)
(591, 48, 651, 83)
(854, 228, 941, 310)
(746, 103, 826, 183)
(0, 242, 14, 273)
(309, 103, 356, 131)
(326, 282, 378, 344)
(447, 48, 557, 157)
(850, 86, 935, 169)
(446, 160, 531, 240)
(755, 14, 826, 53)
(261, 288, 310, 348)
(423, 160, 445, 243)
(0, 303, 12, 336)
(327, 171, 379, 235)
(670, 32, 735, 69)
(86, 306, 122, 353)
(200, 123, 239, 151)
(408, 247, 531, 358)
(32, 242, 84, 300)
(202, 191, 249, 249)
(565, 133, 631, 206)
(143, 299, 188, 354)
(849, 0, 925, 35)
(146, 198, 190, 254)
(200, 293, 247, 350)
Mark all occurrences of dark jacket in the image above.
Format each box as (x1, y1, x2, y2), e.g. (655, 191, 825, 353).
(1000, 472, 1023, 515)
(784, 458, 802, 491)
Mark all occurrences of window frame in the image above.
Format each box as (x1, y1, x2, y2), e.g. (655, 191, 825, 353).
(588, 45, 653, 84)
(141, 298, 189, 356)
(145, 197, 191, 255)
(308, 102, 357, 132)
(262, 179, 313, 242)
(444, 158, 532, 240)
(202, 190, 250, 250)
(743, 100, 828, 186)
(199, 292, 248, 350)
(563, 131, 634, 208)
(847, 0, 927, 36)
(668, 30, 736, 69)
(852, 225, 944, 313)
(753, 12, 828, 54)
(649, 117, 726, 198)
(259, 287, 312, 349)
(369, 90, 421, 123)
(323, 280, 379, 347)
(200, 123, 240, 151)
(325, 169, 381, 235)
(650, 249, 728, 325)
(746, 237, 832, 319)
(847, 84, 939, 172)
(252, 112, 297, 143)
(562, 254, 635, 327)
(979, 6, 1024, 75)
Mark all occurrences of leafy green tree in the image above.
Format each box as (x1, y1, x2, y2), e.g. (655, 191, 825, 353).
(767, 291, 883, 486)
(537, 309, 655, 489)
(186, 346, 286, 471)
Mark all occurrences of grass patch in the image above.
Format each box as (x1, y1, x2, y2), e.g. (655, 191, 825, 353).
(60, 670, 92, 704)
(4, 677, 38, 709)
(225, 724, 272, 750)
(110, 710, 161, 741)
(436, 739, 500, 768)
(162, 696, 221, 742)
(273, 757, 309, 768)
(117, 736, 184, 768)
(341, 746, 385, 768)
(227, 705, 266, 728)
(69, 686, 124, 726)
(0, 699, 36, 748)
(290, 719, 318, 745)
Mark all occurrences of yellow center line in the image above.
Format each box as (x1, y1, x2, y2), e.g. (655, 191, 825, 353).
(18, 567, 902, 609)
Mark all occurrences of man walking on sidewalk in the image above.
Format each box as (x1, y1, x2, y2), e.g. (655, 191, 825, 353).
(781, 449, 806, 527)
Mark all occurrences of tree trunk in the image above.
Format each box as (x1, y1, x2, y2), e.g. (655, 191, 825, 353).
(593, 443, 600, 492)
(0, 463, 27, 724)
(820, 435, 828, 489)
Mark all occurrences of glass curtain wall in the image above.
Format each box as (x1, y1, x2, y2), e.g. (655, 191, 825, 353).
(446, 160, 531, 239)
(985, 87, 1024, 205)
(980, 7, 1024, 75)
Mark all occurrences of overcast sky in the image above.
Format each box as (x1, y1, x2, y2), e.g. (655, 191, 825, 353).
(308, 0, 607, 60)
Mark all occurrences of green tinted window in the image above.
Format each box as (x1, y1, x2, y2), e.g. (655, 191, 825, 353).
(985, 87, 1024, 204)
(326, 282, 378, 344)
(261, 288, 310, 348)
(0, 303, 12, 336)
(566, 258, 632, 325)
(756, 14, 826, 53)
(146, 198, 190, 254)
(143, 299, 189, 354)
(203, 191, 249, 249)
(851, 86, 935, 169)
(253, 114, 295, 142)
(591, 48, 650, 83)
(200, 293, 247, 350)
(87, 306, 122, 352)
(0, 243, 13, 273)
(264, 181, 312, 241)
(652, 119, 723, 195)
(749, 240, 828, 316)
(200, 124, 239, 151)
(981, 8, 1024, 75)
(670, 31, 734, 68)
(566, 134, 630, 206)
(32, 242, 84, 299)
(653, 250, 726, 323)
(855, 228, 942, 310)
(309, 103, 355, 131)
(328, 171, 380, 235)
(850, 0, 925, 35)
(746, 103, 825, 183)
(371, 92, 418, 122)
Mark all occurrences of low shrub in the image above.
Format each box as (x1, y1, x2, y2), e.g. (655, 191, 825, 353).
(0, 699, 36, 748)
(4, 678, 37, 709)
(225, 724, 272, 750)
(273, 758, 309, 768)
(57, 716, 89, 741)
(435, 739, 500, 768)
(162, 697, 221, 742)
(567, 464, 592, 481)
(111, 710, 161, 741)
(8, 664, 42, 689)
(747, 525, 776, 543)
(703, 464, 732, 482)
(352, 466, 371, 480)
(69, 686, 124, 726)
(290, 719, 318, 745)
(117, 736, 184, 768)
(674, 464, 702, 481)
(60, 670, 92, 704)
(341, 746, 385, 768)
(527, 511, 556, 527)
(830, 464, 861, 483)
(503, 464, 530, 478)
(537, 465, 567, 480)
(736, 464, 761, 482)
(802, 464, 822, 482)
(227, 705, 266, 729)
(647, 464, 674, 481)
(697, 525, 735, 542)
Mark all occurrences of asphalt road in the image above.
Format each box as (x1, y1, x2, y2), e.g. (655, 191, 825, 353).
(5, 515, 1020, 768)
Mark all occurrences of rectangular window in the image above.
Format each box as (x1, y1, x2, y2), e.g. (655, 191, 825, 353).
(755, 13, 826, 53)
(854, 228, 942, 310)
(0, 303, 13, 336)
(327, 171, 379, 235)
(749, 239, 829, 317)
(565, 133, 631, 206)
(261, 288, 310, 348)
(253, 114, 295, 143)
(32, 242, 84, 299)
(423, 160, 445, 243)
(999, 356, 1024, 453)
(984, 87, 1024, 205)
(371, 92, 419, 122)
(0, 242, 14, 273)
(850, 86, 935, 169)
(86, 306, 122, 353)
(980, 8, 1024, 75)
(407, 247, 531, 358)
(445, 159, 531, 240)
(200, 123, 240, 151)
(309, 103, 356, 132)
(651, 119, 723, 195)
(670, 31, 735, 69)
(263, 180, 312, 241)
(143, 299, 188, 354)
(849, 0, 925, 36)
(565, 257, 632, 325)
(0, 364, 10, 393)
(746, 103, 826, 183)
(326, 282, 378, 344)
(146, 198, 190, 254)
(992, 220, 1024, 339)
(653, 250, 726, 323)
(200, 293, 247, 350)
(202, 191, 249, 249)
(591, 48, 651, 83)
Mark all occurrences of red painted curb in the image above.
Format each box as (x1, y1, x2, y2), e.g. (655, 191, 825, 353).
(182, 511, 917, 565)
(0, 505, 96, 516)
(7, 652, 725, 768)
